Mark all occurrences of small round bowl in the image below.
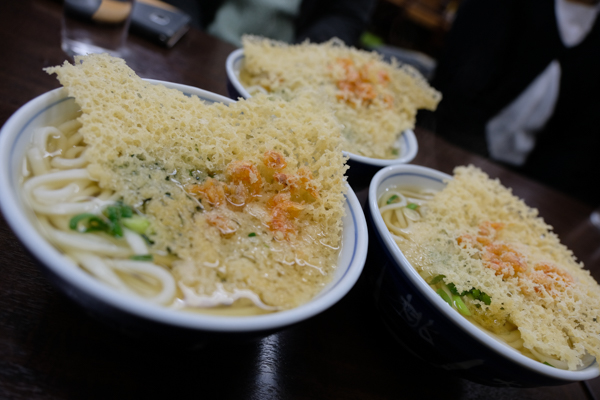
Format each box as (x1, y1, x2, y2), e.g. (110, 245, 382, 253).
(0, 79, 368, 345)
(225, 48, 418, 167)
(366, 164, 600, 387)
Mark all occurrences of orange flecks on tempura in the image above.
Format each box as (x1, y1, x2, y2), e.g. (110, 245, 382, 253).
(333, 58, 392, 108)
(274, 166, 319, 200)
(483, 242, 527, 279)
(267, 192, 304, 240)
(458, 221, 574, 298)
(263, 150, 287, 171)
(188, 177, 226, 207)
(187, 150, 314, 240)
(521, 262, 574, 297)
(226, 160, 263, 196)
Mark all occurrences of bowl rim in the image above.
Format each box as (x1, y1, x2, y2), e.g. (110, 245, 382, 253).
(226, 48, 251, 99)
(368, 163, 600, 382)
(225, 48, 418, 166)
(0, 79, 368, 333)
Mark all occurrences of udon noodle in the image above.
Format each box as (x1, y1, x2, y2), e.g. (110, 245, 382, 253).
(379, 183, 596, 370)
(23, 117, 181, 306)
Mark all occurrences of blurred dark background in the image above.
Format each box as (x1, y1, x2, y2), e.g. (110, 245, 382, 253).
(364, 0, 460, 58)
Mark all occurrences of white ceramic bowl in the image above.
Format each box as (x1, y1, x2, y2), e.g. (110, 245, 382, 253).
(365, 164, 600, 386)
(225, 48, 418, 167)
(0, 79, 368, 343)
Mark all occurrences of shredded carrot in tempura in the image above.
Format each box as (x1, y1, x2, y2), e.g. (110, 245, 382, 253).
(334, 58, 392, 108)
(187, 150, 315, 240)
(458, 221, 574, 297)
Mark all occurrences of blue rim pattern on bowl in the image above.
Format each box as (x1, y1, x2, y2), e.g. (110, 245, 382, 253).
(366, 164, 600, 386)
(225, 48, 418, 167)
(0, 79, 368, 335)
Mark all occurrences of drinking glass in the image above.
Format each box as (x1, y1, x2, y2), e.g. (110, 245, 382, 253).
(61, 0, 135, 58)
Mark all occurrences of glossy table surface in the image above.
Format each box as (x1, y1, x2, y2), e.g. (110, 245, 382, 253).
(2, 1, 600, 399)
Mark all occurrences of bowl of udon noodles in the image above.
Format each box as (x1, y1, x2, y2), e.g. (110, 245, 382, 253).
(0, 59, 368, 344)
(366, 164, 600, 387)
(225, 39, 435, 168)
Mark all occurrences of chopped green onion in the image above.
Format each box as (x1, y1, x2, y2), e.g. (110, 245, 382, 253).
(69, 213, 114, 233)
(103, 205, 119, 223)
(453, 295, 471, 316)
(70, 202, 142, 238)
(464, 287, 492, 305)
(429, 274, 445, 285)
(386, 194, 399, 204)
(433, 279, 491, 313)
(480, 293, 492, 305)
(446, 285, 492, 306)
(543, 362, 555, 368)
(248, 232, 257, 237)
(120, 204, 133, 218)
(406, 203, 419, 210)
(69, 213, 102, 230)
(85, 217, 111, 232)
(391, 149, 399, 155)
(447, 282, 460, 296)
(122, 215, 150, 234)
(109, 221, 123, 237)
(437, 288, 452, 306)
(130, 254, 154, 261)
(103, 205, 127, 237)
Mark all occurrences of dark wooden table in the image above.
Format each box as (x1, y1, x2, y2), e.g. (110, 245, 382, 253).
(2, 1, 600, 399)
